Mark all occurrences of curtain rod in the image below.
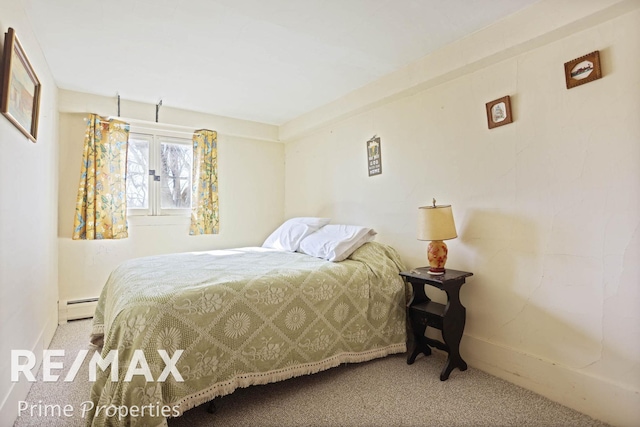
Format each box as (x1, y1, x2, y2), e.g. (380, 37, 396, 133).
(79, 116, 280, 143)
(109, 116, 202, 132)
(82, 116, 209, 137)
(126, 126, 199, 137)
(103, 93, 276, 142)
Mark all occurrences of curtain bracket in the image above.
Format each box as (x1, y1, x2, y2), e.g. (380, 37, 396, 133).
(156, 99, 163, 123)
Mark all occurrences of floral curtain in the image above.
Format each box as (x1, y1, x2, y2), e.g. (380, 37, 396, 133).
(72, 114, 130, 240)
(190, 129, 219, 235)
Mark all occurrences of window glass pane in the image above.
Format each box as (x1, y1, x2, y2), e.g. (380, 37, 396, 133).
(160, 141, 192, 209)
(126, 137, 149, 209)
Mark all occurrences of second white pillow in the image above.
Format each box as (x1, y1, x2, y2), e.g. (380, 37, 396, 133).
(298, 224, 376, 262)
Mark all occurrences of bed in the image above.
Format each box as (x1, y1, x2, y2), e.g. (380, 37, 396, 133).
(87, 241, 407, 426)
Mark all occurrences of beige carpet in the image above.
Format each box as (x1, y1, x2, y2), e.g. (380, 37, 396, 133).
(14, 319, 610, 427)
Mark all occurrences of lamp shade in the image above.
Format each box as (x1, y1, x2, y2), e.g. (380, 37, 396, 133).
(418, 205, 457, 241)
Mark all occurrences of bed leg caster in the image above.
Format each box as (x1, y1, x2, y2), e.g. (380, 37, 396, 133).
(207, 401, 217, 414)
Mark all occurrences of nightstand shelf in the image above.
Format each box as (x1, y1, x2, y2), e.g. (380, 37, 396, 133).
(412, 300, 446, 317)
(400, 268, 472, 381)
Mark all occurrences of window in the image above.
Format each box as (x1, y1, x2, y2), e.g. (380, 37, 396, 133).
(126, 131, 193, 216)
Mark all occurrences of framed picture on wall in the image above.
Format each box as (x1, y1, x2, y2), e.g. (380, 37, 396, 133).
(564, 50, 602, 89)
(485, 95, 513, 129)
(367, 135, 381, 176)
(1, 27, 41, 142)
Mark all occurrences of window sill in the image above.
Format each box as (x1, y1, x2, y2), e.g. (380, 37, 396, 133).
(127, 215, 190, 227)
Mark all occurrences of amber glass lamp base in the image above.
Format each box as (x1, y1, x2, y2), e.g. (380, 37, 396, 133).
(427, 240, 448, 275)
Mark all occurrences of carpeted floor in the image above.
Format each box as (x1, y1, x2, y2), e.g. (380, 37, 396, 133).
(14, 319, 610, 427)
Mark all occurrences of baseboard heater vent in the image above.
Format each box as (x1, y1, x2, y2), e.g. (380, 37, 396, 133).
(58, 298, 99, 324)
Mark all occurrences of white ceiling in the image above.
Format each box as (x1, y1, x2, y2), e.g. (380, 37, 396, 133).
(23, 0, 539, 125)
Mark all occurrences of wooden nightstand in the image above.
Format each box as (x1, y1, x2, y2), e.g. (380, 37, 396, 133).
(400, 268, 473, 381)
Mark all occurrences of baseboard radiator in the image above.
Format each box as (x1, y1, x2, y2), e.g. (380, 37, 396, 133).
(58, 298, 99, 324)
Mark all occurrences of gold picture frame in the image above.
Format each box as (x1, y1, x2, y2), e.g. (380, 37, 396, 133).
(1, 27, 41, 142)
(564, 51, 602, 90)
(485, 95, 513, 129)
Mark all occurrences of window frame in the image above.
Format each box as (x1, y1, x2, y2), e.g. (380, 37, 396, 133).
(126, 133, 153, 217)
(126, 125, 193, 218)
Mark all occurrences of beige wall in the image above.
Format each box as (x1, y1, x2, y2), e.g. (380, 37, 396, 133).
(57, 91, 285, 303)
(283, 3, 640, 427)
(0, 5, 59, 424)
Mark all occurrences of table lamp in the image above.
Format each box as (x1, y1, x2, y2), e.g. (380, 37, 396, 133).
(418, 199, 458, 275)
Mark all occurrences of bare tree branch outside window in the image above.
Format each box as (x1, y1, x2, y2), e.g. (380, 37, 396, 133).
(161, 142, 192, 209)
(126, 138, 149, 209)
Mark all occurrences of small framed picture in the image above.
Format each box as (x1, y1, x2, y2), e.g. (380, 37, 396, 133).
(1, 27, 41, 142)
(564, 51, 602, 89)
(366, 136, 381, 176)
(485, 95, 512, 129)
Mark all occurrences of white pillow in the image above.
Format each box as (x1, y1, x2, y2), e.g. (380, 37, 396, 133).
(298, 224, 377, 262)
(262, 217, 331, 252)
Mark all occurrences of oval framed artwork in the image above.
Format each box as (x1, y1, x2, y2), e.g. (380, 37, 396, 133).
(564, 51, 602, 89)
